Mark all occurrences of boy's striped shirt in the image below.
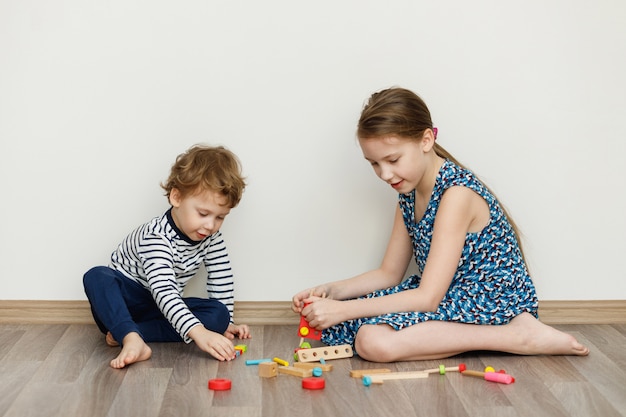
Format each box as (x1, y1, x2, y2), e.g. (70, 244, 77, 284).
(110, 209, 234, 342)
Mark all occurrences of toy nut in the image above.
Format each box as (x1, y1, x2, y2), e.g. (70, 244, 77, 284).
(302, 377, 325, 390)
(208, 378, 232, 390)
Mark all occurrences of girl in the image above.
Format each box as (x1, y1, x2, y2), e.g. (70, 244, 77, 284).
(292, 88, 589, 362)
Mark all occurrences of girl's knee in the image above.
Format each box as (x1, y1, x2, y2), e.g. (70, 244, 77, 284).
(355, 326, 396, 363)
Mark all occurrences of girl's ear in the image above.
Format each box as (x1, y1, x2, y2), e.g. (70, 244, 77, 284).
(421, 128, 436, 152)
(169, 188, 182, 207)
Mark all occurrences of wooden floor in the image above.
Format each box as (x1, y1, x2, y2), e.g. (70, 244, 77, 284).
(1, 323, 625, 417)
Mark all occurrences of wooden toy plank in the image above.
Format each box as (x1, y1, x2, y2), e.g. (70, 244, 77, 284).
(277, 366, 313, 377)
(350, 368, 392, 378)
(367, 371, 429, 383)
(294, 362, 334, 372)
(296, 345, 354, 363)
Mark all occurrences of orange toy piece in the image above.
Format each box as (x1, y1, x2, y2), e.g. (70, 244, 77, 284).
(298, 303, 321, 340)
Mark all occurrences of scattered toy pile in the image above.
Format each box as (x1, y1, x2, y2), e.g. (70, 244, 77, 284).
(208, 312, 516, 392)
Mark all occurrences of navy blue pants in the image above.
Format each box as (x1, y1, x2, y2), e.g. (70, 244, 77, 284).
(83, 266, 230, 344)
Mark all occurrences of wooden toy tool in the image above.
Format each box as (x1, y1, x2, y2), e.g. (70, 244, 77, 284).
(297, 345, 353, 363)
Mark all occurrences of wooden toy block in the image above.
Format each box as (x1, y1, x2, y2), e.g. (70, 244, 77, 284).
(258, 361, 278, 378)
(350, 368, 391, 378)
(366, 371, 429, 384)
(294, 362, 334, 372)
(296, 344, 354, 363)
(277, 366, 313, 377)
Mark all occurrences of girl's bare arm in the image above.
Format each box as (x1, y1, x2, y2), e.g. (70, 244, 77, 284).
(303, 187, 489, 328)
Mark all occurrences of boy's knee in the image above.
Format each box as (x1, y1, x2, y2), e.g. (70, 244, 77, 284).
(83, 266, 110, 291)
(187, 298, 231, 333)
(213, 301, 230, 324)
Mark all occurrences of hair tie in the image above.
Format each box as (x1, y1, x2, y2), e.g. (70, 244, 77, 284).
(432, 127, 438, 140)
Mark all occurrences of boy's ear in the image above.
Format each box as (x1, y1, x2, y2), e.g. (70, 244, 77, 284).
(169, 188, 182, 207)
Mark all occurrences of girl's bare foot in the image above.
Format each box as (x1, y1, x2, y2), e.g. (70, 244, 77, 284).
(105, 332, 119, 347)
(110, 332, 152, 369)
(509, 313, 590, 356)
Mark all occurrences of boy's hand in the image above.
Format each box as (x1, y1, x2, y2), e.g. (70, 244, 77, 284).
(187, 325, 235, 361)
(224, 323, 251, 340)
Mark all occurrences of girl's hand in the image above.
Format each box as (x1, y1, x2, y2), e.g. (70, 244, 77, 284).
(188, 326, 235, 361)
(224, 323, 251, 340)
(292, 286, 329, 313)
(301, 297, 343, 330)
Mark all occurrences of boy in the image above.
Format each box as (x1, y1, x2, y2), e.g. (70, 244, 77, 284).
(84, 144, 250, 369)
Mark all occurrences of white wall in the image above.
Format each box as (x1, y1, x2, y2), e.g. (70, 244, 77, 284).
(1, 0, 624, 302)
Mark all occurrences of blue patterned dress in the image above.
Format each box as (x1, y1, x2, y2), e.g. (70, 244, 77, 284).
(322, 159, 538, 348)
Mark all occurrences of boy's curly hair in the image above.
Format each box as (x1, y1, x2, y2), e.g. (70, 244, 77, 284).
(161, 145, 246, 208)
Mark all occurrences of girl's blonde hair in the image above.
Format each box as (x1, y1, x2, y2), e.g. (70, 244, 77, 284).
(358, 87, 527, 263)
(161, 145, 246, 208)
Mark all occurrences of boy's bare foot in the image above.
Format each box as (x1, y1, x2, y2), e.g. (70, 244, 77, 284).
(509, 312, 590, 356)
(105, 332, 119, 347)
(110, 332, 152, 369)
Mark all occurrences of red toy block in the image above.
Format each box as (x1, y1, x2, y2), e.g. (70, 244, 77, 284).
(298, 304, 321, 340)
